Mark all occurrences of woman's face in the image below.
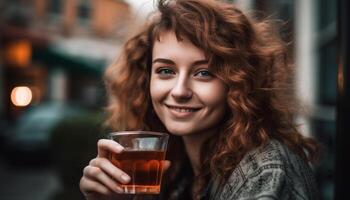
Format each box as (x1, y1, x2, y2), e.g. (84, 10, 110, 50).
(150, 31, 227, 137)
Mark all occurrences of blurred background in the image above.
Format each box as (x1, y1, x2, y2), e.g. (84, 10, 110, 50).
(0, 0, 342, 200)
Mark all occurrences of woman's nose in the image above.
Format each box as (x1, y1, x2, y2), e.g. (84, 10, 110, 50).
(171, 76, 193, 100)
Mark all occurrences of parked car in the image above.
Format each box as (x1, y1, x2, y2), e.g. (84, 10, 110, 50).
(4, 102, 83, 162)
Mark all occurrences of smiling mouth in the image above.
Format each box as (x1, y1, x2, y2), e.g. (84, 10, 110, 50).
(165, 104, 202, 113)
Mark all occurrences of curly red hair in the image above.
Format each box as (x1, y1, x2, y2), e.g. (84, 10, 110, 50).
(104, 0, 319, 199)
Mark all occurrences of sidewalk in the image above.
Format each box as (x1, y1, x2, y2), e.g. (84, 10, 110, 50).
(0, 157, 61, 200)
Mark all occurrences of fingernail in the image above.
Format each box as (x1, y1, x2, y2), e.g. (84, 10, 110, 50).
(116, 186, 124, 193)
(116, 145, 124, 152)
(121, 174, 130, 183)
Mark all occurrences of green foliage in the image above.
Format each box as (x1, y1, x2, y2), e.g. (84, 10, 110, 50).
(50, 111, 106, 200)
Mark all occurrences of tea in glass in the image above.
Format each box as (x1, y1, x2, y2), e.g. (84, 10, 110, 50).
(109, 131, 169, 194)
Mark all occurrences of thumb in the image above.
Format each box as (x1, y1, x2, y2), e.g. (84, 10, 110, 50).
(162, 160, 171, 172)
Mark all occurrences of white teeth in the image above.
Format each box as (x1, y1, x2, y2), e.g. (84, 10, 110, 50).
(173, 108, 194, 112)
(169, 106, 196, 112)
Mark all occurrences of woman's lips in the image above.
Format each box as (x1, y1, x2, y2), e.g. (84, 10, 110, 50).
(165, 104, 202, 117)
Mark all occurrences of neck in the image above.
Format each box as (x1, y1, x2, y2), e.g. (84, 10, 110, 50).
(182, 128, 218, 176)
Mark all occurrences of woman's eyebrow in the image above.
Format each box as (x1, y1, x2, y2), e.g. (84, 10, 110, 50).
(192, 59, 209, 66)
(152, 58, 208, 66)
(152, 58, 175, 64)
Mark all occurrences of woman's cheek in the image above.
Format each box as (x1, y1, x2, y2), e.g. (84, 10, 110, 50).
(193, 82, 227, 105)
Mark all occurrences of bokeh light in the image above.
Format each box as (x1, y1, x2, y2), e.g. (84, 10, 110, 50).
(11, 86, 33, 107)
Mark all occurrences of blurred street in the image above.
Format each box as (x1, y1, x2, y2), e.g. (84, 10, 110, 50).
(0, 157, 61, 200)
(0, 0, 338, 200)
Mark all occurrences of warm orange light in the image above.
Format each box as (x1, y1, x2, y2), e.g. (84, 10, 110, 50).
(11, 86, 33, 107)
(5, 40, 31, 67)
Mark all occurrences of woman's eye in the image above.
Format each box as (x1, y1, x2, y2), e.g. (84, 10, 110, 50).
(156, 68, 175, 75)
(195, 70, 213, 77)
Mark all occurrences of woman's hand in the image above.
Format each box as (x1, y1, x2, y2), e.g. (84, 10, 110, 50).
(79, 139, 131, 200)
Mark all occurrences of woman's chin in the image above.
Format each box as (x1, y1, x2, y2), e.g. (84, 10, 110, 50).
(165, 127, 192, 136)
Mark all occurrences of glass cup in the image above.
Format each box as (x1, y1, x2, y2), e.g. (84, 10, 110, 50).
(109, 131, 169, 194)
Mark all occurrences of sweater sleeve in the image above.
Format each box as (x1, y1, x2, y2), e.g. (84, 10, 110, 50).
(231, 167, 291, 200)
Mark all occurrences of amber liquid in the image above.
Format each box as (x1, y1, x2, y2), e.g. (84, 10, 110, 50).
(110, 150, 166, 194)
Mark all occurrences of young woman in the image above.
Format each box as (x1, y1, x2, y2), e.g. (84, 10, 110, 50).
(80, 0, 320, 199)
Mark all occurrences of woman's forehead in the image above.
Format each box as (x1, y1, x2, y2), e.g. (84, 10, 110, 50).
(152, 31, 207, 60)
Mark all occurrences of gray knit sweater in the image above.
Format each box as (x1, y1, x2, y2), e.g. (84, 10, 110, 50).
(209, 140, 319, 200)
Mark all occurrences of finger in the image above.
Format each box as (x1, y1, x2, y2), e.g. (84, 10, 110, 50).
(89, 158, 131, 184)
(83, 166, 124, 193)
(97, 139, 124, 158)
(80, 176, 113, 196)
(163, 160, 171, 172)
